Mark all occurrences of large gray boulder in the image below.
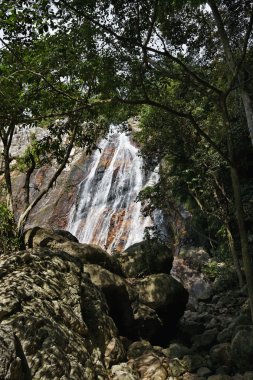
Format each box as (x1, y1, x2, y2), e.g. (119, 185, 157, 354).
(22, 229, 188, 347)
(0, 248, 123, 379)
(83, 264, 135, 339)
(134, 273, 188, 343)
(119, 240, 173, 277)
(24, 227, 122, 275)
(231, 326, 253, 372)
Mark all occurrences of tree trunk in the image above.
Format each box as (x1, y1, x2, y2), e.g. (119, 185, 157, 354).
(17, 123, 78, 236)
(227, 132, 253, 321)
(3, 145, 14, 213)
(0, 123, 16, 213)
(241, 90, 253, 145)
(208, 0, 253, 146)
(225, 224, 244, 288)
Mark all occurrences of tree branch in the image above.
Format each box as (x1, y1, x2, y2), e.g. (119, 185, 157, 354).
(116, 95, 230, 164)
(59, 0, 222, 95)
(8, 69, 80, 102)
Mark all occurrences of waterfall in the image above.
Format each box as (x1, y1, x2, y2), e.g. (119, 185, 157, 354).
(67, 125, 157, 252)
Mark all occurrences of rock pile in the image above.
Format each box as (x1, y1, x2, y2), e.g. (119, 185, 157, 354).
(108, 282, 253, 380)
(0, 228, 188, 379)
(1, 228, 252, 379)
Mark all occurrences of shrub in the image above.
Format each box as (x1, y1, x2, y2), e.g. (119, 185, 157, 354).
(0, 202, 19, 254)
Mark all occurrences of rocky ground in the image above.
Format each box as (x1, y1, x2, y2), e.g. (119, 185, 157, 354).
(0, 228, 253, 380)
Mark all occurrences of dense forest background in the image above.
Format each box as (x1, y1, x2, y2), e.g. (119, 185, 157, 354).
(1, 0, 253, 318)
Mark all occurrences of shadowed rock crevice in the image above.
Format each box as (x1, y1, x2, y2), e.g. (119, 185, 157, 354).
(14, 334, 32, 380)
(103, 285, 136, 339)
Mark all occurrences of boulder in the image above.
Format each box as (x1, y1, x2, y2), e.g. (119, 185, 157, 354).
(210, 343, 232, 367)
(162, 342, 190, 359)
(182, 354, 207, 372)
(132, 352, 171, 379)
(178, 320, 205, 343)
(197, 367, 212, 377)
(127, 340, 153, 360)
(83, 264, 135, 338)
(24, 227, 122, 275)
(0, 325, 23, 379)
(183, 374, 205, 380)
(83, 264, 188, 345)
(54, 229, 79, 242)
(244, 372, 253, 380)
(231, 326, 253, 372)
(0, 248, 121, 379)
(134, 273, 188, 342)
(135, 273, 188, 309)
(192, 328, 218, 350)
(110, 363, 139, 380)
(119, 240, 173, 277)
(180, 246, 210, 271)
(132, 303, 163, 342)
(104, 337, 126, 368)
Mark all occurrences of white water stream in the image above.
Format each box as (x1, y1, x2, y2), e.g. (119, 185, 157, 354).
(67, 125, 158, 252)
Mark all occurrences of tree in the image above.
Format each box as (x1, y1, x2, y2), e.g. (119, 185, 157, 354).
(1, 0, 253, 319)
(136, 105, 245, 288)
(43, 0, 253, 317)
(0, 16, 110, 236)
(208, 0, 253, 146)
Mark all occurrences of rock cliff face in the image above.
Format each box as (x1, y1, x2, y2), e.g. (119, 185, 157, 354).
(67, 125, 158, 253)
(12, 152, 87, 231)
(8, 124, 160, 253)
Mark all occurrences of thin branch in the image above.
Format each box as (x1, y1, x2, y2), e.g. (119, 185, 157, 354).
(153, 33, 222, 95)
(143, 0, 158, 47)
(8, 69, 80, 102)
(0, 37, 21, 61)
(59, 0, 222, 95)
(226, 6, 253, 93)
(116, 95, 230, 164)
(17, 120, 79, 234)
(238, 6, 253, 69)
(136, 0, 142, 45)
(188, 113, 230, 165)
(7, 123, 15, 151)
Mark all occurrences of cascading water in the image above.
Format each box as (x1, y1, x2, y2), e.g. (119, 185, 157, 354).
(67, 125, 158, 252)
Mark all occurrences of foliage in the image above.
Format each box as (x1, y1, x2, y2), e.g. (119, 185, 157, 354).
(0, 191, 19, 254)
(0, 0, 253, 299)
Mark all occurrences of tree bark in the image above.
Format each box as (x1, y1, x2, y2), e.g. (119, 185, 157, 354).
(227, 129, 253, 321)
(241, 89, 253, 144)
(226, 224, 244, 288)
(3, 146, 13, 213)
(208, 0, 253, 146)
(0, 124, 15, 213)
